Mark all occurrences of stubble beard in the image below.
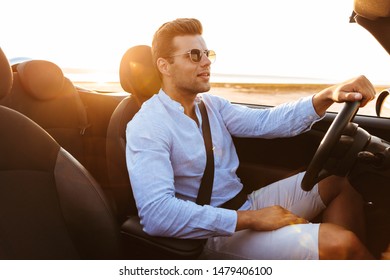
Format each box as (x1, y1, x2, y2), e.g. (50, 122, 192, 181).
(184, 80, 211, 96)
(172, 74, 211, 97)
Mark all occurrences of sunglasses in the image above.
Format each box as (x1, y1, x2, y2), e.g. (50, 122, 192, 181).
(168, 49, 216, 63)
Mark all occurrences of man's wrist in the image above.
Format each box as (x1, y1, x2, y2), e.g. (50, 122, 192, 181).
(312, 88, 334, 116)
(235, 210, 252, 231)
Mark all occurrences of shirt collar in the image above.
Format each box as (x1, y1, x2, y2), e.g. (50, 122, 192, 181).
(158, 89, 203, 113)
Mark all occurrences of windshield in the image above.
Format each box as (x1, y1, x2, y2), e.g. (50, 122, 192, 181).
(2, 0, 389, 116)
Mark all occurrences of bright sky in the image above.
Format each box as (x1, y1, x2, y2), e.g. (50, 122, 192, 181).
(1, 0, 390, 84)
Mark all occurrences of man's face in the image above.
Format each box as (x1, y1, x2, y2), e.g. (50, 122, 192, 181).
(167, 35, 212, 96)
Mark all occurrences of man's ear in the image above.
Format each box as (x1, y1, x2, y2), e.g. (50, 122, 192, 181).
(156, 57, 171, 76)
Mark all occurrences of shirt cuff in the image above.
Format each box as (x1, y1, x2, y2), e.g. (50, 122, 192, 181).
(213, 207, 238, 236)
(301, 95, 325, 131)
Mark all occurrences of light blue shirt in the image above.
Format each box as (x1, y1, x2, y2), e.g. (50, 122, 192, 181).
(126, 90, 321, 239)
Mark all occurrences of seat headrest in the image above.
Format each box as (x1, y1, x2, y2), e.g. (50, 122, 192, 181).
(17, 60, 66, 100)
(119, 45, 161, 101)
(0, 48, 13, 99)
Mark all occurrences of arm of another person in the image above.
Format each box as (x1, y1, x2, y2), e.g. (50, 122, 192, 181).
(354, 0, 390, 20)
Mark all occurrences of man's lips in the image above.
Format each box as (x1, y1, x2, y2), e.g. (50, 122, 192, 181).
(197, 72, 210, 78)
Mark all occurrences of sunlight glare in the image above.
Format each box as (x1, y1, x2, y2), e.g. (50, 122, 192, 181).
(2, 0, 389, 84)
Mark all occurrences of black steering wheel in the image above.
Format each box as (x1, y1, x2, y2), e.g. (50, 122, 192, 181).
(301, 101, 361, 191)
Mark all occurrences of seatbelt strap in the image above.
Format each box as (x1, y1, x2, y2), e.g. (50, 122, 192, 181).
(196, 100, 248, 210)
(220, 187, 248, 210)
(196, 100, 214, 206)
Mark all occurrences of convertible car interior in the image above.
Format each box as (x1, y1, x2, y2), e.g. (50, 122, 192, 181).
(0, 0, 390, 260)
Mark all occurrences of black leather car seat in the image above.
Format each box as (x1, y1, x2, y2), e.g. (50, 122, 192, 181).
(0, 59, 90, 166)
(106, 45, 161, 223)
(0, 48, 122, 259)
(106, 45, 204, 259)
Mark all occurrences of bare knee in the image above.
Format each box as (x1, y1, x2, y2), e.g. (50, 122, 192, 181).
(319, 224, 373, 260)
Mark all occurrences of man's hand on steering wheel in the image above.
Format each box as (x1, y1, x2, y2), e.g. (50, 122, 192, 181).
(301, 75, 377, 191)
(312, 75, 376, 117)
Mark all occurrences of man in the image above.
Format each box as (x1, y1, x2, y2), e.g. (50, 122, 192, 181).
(126, 18, 377, 259)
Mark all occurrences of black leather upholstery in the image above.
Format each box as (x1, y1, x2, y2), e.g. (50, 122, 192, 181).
(0, 48, 121, 259)
(106, 45, 161, 222)
(106, 94, 142, 221)
(121, 216, 204, 259)
(0, 105, 122, 259)
(0, 59, 90, 166)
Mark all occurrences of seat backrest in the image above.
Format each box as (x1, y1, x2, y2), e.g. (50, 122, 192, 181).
(0, 48, 12, 100)
(0, 59, 90, 166)
(106, 45, 161, 222)
(0, 105, 121, 259)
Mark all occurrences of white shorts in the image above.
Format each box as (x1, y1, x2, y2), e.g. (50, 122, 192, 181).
(202, 172, 326, 260)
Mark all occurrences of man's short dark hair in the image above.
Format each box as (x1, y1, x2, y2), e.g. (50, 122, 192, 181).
(152, 18, 203, 67)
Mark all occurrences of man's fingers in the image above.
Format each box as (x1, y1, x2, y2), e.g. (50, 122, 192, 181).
(285, 213, 309, 225)
(338, 75, 376, 107)
(290, 217, 309, 225)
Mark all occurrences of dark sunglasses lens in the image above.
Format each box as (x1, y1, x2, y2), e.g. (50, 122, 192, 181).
(189, 49, 202, 62)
